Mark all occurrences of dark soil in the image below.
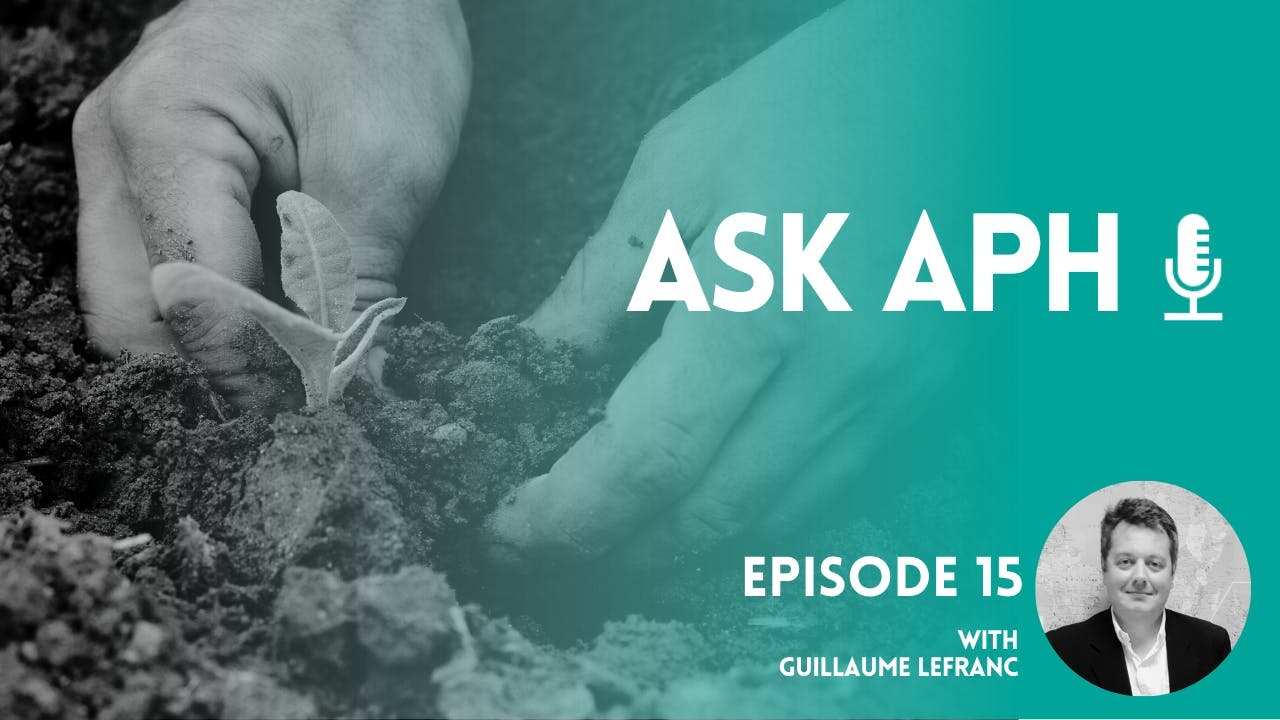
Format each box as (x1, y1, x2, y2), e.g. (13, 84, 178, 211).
(0, 2, 851, 717)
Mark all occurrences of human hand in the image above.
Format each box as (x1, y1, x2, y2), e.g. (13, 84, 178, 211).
(74, 0, 470, 410)
(487, 2, 961, 569)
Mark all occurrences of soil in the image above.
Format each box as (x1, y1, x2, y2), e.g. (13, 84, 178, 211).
(0, 2, 857, 718)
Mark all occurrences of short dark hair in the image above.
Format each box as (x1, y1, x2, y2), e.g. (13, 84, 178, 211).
(1100, 497, 1178, 571)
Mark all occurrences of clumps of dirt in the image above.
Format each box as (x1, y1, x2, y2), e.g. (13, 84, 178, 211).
(150, 516, 229, 609)
(270, 563, 623, 719)
(0, 502, 720, 719)
(0, 511, 161, 718)
(431, 609, 597, 720)
(581, 616, 714, 702)
(1, 1, 166, 134)
(357, 315, 614, 576)
(0, 259, 90, 514)
(1, 346, 271, 538)
(0, 27, 85, 141)
(223, 410, 408, 584)
(275, 565, 460, 714)
(76, 356, 267, 532)
(1, 0, 171, 274)
(0, 465, 42, 510)
(430, 609, 721, 719)
(0, 510, 313, 720)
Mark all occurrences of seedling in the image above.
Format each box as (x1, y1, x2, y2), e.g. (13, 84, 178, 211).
(150, 191, 406, 408)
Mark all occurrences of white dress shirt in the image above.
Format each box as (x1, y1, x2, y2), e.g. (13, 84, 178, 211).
(1111, 610, 1170, 696)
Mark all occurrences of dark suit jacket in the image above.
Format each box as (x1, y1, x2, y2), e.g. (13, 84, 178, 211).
(1046, 608, 1231, 694)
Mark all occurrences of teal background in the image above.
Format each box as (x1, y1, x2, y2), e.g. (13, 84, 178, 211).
(408, 2, 1276, 716)
(1002, 3, 1273, 717)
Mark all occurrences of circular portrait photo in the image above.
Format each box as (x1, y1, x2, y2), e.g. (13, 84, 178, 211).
(1036, 481, 1249, 696)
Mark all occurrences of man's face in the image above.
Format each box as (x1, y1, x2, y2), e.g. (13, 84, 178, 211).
(1104, 521, 1174, 616)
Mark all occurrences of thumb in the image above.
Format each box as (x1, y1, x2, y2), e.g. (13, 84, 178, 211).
(127, 107, 290, 410)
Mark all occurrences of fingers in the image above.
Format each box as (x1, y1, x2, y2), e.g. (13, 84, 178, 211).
(524, 143, 711, 357)
(74, 67, 293, 408)
(619, 306, 956, 566)
(486, 306, 785, 563)
(123, 107, 276, 401)
(74, 95, 170, 356)
(72, 0, 470, 410)
(613, 355, 869, 568)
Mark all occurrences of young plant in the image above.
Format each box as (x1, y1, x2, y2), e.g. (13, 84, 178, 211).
(150, 191, 406, 408)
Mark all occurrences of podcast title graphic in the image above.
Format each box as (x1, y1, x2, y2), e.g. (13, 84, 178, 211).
(628, 211, 1222, 320)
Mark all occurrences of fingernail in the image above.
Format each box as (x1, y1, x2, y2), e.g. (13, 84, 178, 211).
(483, 476, 550, 563)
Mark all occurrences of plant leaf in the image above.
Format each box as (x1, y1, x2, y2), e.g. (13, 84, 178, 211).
(151, 261, 341, 407)
(277, 191, 357, 334)
(328, 296, 407, 402)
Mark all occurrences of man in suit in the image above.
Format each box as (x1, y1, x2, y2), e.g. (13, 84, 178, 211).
(1046, 498, 1232, 695)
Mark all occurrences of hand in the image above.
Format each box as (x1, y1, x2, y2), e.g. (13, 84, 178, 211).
(487, 2, 961, 569)
(74, 0, 470, 410)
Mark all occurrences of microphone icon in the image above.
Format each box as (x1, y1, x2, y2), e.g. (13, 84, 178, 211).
(1164, 214, 1222, 321)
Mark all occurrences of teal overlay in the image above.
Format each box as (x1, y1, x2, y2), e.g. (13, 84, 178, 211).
(405, 2, 1277, 716)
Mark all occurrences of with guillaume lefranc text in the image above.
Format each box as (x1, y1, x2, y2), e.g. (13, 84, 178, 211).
(779, 629, 1019, 679)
